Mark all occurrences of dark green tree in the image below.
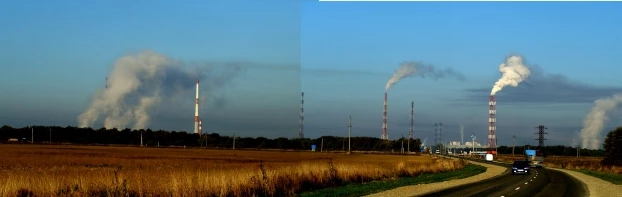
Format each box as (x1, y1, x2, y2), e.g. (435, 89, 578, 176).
(601, 127, 622, 166)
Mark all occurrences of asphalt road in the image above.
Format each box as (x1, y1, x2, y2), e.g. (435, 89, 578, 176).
(419, 157, 588, 197)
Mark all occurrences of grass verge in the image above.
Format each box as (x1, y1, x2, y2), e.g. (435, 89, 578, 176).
(298, 164, 487, 197)
(573, 169, 622, 185)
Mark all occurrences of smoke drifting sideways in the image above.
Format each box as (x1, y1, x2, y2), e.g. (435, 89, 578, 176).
(385, 61, 466, 91)
(580, 93, 622, 150)
(491, 55, 531, 95)
(78, 51, 243, 130)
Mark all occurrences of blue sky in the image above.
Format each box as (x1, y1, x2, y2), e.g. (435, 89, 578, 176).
(1, 1, 621, 147)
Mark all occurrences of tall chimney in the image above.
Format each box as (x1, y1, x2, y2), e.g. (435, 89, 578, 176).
(410, 101, 414, 140)
(488, 95, 497, 149)
(299, 92, 304, 138)
(382, 92, 388, 140)
(194, 80, 200, 134)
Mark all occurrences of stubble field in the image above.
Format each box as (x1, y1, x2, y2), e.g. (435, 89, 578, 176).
(0, 144, 466, 197)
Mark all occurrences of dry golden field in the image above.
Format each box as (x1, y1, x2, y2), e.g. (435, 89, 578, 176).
(496, 155, 622, 174)
(0, 144, 466, 197)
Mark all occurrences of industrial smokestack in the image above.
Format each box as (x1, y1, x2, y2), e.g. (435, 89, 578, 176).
(409, 101, 414, 140)
(382, 92, 388, 140)
(300, 92, 304, 138)
(460, 124, 464, 145)
(194, 80, 199, 134)
(488, 95, 497, 149)
(78, 51, 244, 130)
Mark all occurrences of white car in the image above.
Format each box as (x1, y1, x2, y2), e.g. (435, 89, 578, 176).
(485, 153, 494, 162)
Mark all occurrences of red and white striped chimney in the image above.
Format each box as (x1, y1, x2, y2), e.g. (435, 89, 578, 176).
(382, 92, 388, 140)
(488, 95, 496, 149)
(194, 80, 200, 134)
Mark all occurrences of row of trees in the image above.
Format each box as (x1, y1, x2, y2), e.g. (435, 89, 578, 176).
(1, 125, 619, 161)
(0, 125, 422, 152)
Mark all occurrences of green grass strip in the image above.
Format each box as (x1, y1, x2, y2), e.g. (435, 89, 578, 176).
(299, 164, 487, 197)
(573, 169, 622, 185)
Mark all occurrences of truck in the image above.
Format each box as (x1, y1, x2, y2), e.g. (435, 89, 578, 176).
(525, 149, 544, 168)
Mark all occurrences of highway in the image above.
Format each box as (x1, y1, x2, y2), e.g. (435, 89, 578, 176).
(420, 157, 588, 197)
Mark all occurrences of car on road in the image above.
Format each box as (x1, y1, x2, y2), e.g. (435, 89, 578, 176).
(511, 160, 531, 175)
(485, 153, 494, 162)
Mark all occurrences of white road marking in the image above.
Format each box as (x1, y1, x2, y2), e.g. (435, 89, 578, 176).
(525, 182, 528, 184)
(530, 179, 533, 181)
(515, 187, 520, 190)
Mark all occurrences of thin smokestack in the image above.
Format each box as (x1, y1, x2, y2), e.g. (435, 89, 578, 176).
(460, 124, 464, 145)
(300, 92, 304, 138)
(194, 80, 199, 134)
(488, 95, 497, 149)
(382, 92, 388, 140)
(410, 101, 414, 140)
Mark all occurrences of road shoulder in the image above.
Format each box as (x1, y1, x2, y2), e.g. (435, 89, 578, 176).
(547, 168, 622, 197)
(364, 160, 506, 197)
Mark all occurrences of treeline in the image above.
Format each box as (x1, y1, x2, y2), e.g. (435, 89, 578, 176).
(0, 125, 422, 152)
(494, 145, 604, 157)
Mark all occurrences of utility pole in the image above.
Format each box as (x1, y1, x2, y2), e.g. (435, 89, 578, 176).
(512, 135, 516, 156)
(321, 138, 324, 153)
(439, 122, 443, 154)
(140, 130, 143, 147)
(49, 128, 52, 143)
(31, 128, 34, 143)
(348, 115, 352, 153)
(577, 144, 580, 157)
(409, 101, 414, 153)
(432, 122, 438, 153)
(401, 136, 404, 153)
(233, 133, 236, 150)
(471, 134, 476, 153)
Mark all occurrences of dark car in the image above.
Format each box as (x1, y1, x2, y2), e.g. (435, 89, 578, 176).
(511, 161, 531, 175)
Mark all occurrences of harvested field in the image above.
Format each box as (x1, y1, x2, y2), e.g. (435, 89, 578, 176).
(0, 144, 466, 197)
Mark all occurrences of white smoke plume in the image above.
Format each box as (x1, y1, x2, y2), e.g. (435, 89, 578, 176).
(490, 55, 531, 95)
(571, 136, 579, 148)
(460, 124, 464, 144)
(78, 50, 243, 130)
(385, 61, 465, 91)
(580, 94, 622, 149)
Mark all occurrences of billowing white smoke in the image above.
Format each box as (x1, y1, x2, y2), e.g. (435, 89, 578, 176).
(580, 94, 622, 149)
(385, 61, 465, 91)
(78, 50, 242, 130)
(491, 55, 531, 95)
(571, 137, 579, 148)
